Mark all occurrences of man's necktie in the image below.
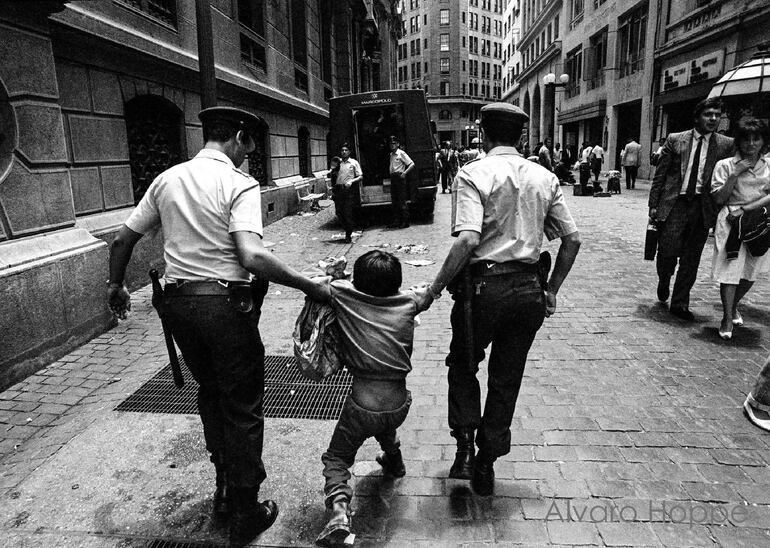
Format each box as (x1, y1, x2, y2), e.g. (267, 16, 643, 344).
(685, 136, 703, 199)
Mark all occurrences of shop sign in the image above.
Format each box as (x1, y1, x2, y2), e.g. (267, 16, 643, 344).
(660, 50, 724, 93)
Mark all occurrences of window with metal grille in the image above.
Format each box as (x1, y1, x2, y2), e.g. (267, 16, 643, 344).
(298, 127, 311, 177)
(618, 3, 647, 78)
(125, 96, 186, 204)
(116, 0, 177, 27)
(440, 58, 450, 73)
(440, 81, 450, 95)
(440, 9, 450, 25)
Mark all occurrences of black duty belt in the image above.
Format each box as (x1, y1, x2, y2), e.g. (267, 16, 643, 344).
(469, 260, 538, 277)
(164, 280, 251, 296)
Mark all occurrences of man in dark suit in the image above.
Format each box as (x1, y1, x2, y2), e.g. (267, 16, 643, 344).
(648, 98, 734, 320)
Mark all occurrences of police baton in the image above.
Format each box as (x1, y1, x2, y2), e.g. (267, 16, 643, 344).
(149, 269, 184, 389)
(461, 268, 475, 372)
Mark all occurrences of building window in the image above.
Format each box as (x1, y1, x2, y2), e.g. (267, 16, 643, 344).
(570, 0, 584, 27)
(125, 95, 186, 204)
(290, 0, 307, 67)
(440, 81, 450, 95)
(440, 34, 450, 51)
(439, 109, 453, 120)
(319, 0, 333, 85)
(587, 27, 608, 90)
(440, 58, 450, 73)
(298, 126, 311, 177)
(440, 9, 450, 25)
(238, 0, 266, 70)
(618, 2, 647, 77)
(117, 0, 177, 27)
(565, 45, 582, 98)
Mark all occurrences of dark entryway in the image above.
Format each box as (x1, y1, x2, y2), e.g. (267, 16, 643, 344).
(615, 100, 642, 170)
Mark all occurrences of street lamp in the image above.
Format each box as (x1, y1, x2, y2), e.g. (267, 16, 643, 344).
(543, 73, 569, 87)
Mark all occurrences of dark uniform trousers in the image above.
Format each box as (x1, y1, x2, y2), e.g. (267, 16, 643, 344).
(163, 287, 267, 492)
(446, 272, 545, 458)
(656, 195, 709, 310)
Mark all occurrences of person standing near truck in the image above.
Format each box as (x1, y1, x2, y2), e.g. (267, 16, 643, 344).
(388, 135, 415, 229)
(336, 143, 363, 243)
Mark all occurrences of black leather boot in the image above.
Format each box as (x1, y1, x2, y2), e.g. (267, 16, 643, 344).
(471, 451, 495, 496)
(316, 496, 351, 545)
(211, 453, 229, 518)
(229, 488, 279, 547)
(448, 428, 475, 480)
(376, 449, 406, 477)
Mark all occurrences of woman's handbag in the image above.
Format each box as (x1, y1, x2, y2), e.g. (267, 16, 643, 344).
(738, 206, 770, 257)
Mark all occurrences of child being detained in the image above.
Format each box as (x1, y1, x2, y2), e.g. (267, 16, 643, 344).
(312, 250, 434, 545)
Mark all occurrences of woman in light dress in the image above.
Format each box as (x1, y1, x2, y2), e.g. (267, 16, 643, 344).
(710, 118, 770, 339)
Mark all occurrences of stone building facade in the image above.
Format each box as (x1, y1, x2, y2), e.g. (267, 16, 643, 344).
(396, 0, 505, 147)
(0, 0, 401, 388)
(512, 0, 770, 177)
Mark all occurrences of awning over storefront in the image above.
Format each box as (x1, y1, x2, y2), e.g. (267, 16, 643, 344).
(557, 100, 606, 125)
(654, 79, 718, 107)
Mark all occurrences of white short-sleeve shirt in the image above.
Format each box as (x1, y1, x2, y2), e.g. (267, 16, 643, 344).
(126, 149, 263, 283)
(451, 146, 578, 265)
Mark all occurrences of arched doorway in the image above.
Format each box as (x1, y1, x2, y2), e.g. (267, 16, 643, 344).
(125, 95, 186, 204)
(531, 84, 541, 146)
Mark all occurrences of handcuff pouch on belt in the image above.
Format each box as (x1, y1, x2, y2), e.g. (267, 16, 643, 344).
(164, 279, 264, 314)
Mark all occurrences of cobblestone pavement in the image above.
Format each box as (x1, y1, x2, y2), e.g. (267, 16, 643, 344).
(1, 179, 769, 547)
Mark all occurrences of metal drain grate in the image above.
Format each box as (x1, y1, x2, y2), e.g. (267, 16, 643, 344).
(146, 539, 224, 548)
(115, 355, 352, 420)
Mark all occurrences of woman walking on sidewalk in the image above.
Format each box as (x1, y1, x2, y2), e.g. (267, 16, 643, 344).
(710, 118, 770, 340)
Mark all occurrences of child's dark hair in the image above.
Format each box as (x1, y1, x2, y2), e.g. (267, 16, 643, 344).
(353, 250, 402, 297)
(330, 156, 342, 170)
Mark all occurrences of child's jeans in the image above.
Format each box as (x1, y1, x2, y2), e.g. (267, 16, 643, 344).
(321, 391, 412, 507)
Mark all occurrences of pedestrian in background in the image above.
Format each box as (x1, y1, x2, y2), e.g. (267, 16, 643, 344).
(709, 117, 770, 339)
(648, 97, 734, 321)
(449, 143, 460, 186)
(457, 145, 470, 168)
(107, 107, 327, 547)
(427, 103, 581, 496)
(437, 141, 451, 193)
(336, 143, 363, 243)
(590, 140, 605, 184)
(388, 135, 415, 229)
(579, 141, 592, 190)
(539, 137, 554, 171)
(621, 137, 642, 189)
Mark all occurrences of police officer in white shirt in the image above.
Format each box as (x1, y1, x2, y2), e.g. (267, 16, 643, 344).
(107, 107, 326, 547)
(426, 103, 581, 496)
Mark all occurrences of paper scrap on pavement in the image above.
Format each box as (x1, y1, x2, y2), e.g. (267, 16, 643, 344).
(403, 259, 435, 267)
(262, 240, 276, 248)
(395, 244, 429, 254)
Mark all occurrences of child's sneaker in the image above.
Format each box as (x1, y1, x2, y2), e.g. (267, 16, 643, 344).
(376, 450, 406, 477)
